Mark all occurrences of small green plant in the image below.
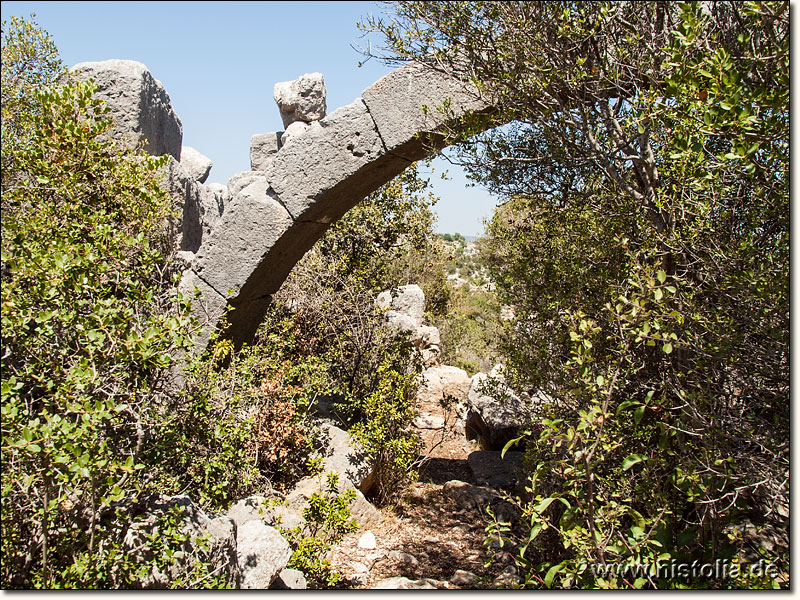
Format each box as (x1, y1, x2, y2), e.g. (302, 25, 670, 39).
(280, 472, 358, 588)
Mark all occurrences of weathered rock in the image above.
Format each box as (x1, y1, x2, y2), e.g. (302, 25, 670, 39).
(180, 145, 213, 183)
(250, 132, 282, 171)
(376, 285, 425, 325)
(418, 365, 471, 407)
(236, 520, 292, 589)
(160, 157, 203, 252)
(384, 310, 419, 334)
(270, 568, 307, 590)
(200, 182, 227, 232)
(315, 419, 375, 492)
(467, 450, 523, 490)
(362, 60, 489, 162)
(371, 577, 440, 590)
(415, 325, 440, 348)
(72, 59, 182, 159)
(192, 179, 293, 302)
(494, 565, 522, 588)
(121, 494, 239, 588)
(274, 72, 327, 127)
(265, 98, 385, 222)
(350, 490, 383, 529)
(280, 120, 312, 146)
(227, 171, 267, 198)
(450, 569, 477, 586)
(465, 371, 532, 451)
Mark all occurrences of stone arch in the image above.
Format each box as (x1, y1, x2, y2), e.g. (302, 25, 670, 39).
(175, 61, 496, 350)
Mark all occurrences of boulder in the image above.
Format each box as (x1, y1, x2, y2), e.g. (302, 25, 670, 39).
(418, 365, 471, 407)
(121, 494, 239, 588)
(376, 284, 425, 325)
(450, 569, 477, 587)
(236, 520, 292, 589)
(250, 132, 282, 171)
(180, 146, 213, 183)
(273, 72, 327, 127)
(71, 59, 182, 160)
(465, 370, 532, 451)
(227, 171, 267, 198)
(226, 495, 301, 531)
(200, 182, 228, 232)
(270, 568, 307, 590)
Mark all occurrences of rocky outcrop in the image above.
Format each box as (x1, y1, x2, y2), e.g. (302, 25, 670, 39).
(180, 145, 213, 183)
(72, 59, 182, 160)
(236, 520, 292, 589)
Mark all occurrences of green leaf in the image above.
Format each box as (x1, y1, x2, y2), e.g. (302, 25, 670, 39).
(663, 342, 673, 354)
(657, 270, 667, 284)
(544, 562, 564, 588)
(622, 454, 647, 471)
(634, 405, 645, 425)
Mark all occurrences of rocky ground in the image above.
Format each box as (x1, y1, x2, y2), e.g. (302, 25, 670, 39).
(328, 381, 525, 590)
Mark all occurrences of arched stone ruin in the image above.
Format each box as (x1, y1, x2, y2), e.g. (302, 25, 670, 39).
(72, 59, 493, 350)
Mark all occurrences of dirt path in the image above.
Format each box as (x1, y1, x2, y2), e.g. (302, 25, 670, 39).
(328, 388, 520, 589)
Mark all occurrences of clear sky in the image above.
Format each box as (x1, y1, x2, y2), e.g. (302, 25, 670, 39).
(2, 1, 500, 236)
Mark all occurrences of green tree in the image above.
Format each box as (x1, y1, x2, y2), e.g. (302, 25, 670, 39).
(0, 18, 228, 588)
(365, 1, 788, 589)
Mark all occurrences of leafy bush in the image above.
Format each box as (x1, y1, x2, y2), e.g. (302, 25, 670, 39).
(280, 472, 358, 588)
(0, 20, 197, 586)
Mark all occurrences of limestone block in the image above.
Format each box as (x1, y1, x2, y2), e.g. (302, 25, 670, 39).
(264, 99, 385, 221)
(250, 132, 282, 171)
(466, 371, 532, 451)
(180, 145, 213, 183)
(376, 284, 426, 324)
(273, 72, 327, 127)
(227, 171, 267, 198)
(192, 179, 293, 301)
(160, 157, 203, 252)
(361, 61, 489, 161)
(199, 182, 227, 232)
(72, 59, 182, 159)
(237, 521, 292, 589)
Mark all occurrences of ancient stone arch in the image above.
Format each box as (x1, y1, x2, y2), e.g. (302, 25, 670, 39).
(73, 59, 492, 350)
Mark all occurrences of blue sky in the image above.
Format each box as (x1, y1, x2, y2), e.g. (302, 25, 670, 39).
(3, 1, 500, 236)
